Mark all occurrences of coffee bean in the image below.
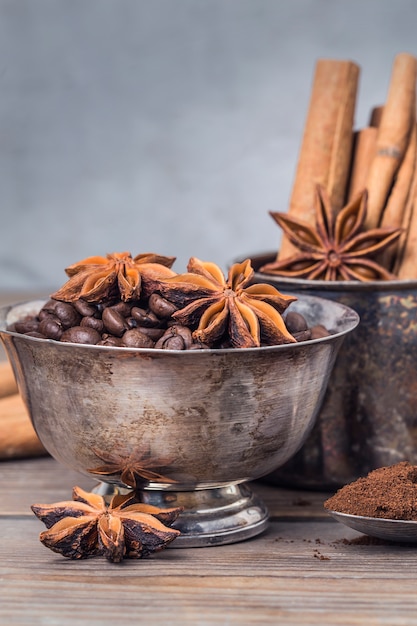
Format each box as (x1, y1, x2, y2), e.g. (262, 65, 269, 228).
(135, 327, 165, 341)
(126, 317, 137, 329)
(80, 316, 104, 333)
(285, 311, 308, 333)
(310, 324, 331, 339)
(38, 309, 52, 321)
(60, 326, 101, 345)
(38, 315, 63, 340)
(131, 307, 161, 327)
(173, 325, 193, 348)
(98, 336, 123, 347)
(156, 335, 186, 350)
(121, 329, 154, 348)
(155, 325, 193, 350)
(102, 307, 128, 337)
(52, 301, 81, 329)
(73, 299, 98, 317)
(14, 318, 40, 334)
(110, 301, 132, 317)
(293, 329, 312, 342)
(41, 300, 80, 328)
(148, 293, 178, 319)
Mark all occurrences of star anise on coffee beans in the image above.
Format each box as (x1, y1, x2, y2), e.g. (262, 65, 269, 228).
(88, 447, 177, 489)
(260, 186, 402, 281)
(51, 252, 176, 303)
(156, 258, 297, 348)
(31, 486, 181, 562)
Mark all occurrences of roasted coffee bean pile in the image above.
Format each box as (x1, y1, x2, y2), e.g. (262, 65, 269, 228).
(8, 296, 330, 350)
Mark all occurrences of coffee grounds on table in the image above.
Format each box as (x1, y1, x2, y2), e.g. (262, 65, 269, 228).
(324, 461, 417, 520)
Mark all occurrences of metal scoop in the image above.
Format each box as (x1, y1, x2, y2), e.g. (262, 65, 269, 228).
(327, 510, 417, 543)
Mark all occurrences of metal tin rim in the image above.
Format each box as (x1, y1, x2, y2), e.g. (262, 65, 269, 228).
(236, 251, 417, 292)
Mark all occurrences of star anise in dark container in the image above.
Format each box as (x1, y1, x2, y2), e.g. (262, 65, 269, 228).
(156, 257, 297, 348)
(260, 185, 402, 281)
(31, 486, 182, 562)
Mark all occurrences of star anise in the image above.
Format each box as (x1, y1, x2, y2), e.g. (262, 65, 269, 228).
(156, 257, 297, 348)
(51, 251, 176, 303)
(260, 186, 402, 281)
(31, 486, 181, 562)
(88, 447, 177, 489)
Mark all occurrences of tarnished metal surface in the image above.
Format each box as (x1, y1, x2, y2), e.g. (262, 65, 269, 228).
(0, 295, 358, 544)
(251, 252, 417, 490)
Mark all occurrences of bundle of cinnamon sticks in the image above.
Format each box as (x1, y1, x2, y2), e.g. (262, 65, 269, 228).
(279, 52, 417, 279)
(0, 361, 46, 459)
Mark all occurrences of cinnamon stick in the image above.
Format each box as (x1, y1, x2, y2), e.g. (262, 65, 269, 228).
(380, 123, 417, 269)
(278, 59, 360, 259)
(347, 127, 378, 201)
(369, 105, 384, 128)
(393, 171, 417, 276)
(365, 53, 417, 229)
(0, 360, 18, 398)
(395, 155, 417, 278)
(0, 393, 46, 459)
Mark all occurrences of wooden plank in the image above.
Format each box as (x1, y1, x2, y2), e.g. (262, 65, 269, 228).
(0, 458, 95, 514)
(2, 457, 417, 625)
(2, 574, 417, 626)
(1, 516, 417, 625)
(2, 515, 417, 577)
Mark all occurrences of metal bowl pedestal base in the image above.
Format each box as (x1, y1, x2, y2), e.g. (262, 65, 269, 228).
(94, 481, 269, 547)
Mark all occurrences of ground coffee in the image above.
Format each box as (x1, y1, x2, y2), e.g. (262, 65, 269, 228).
(324, 461, 417, 520)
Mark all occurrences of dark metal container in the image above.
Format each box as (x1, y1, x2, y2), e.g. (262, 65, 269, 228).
(248, 252, 417, 490)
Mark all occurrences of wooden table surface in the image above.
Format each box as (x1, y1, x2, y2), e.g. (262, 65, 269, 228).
(1, 456, 417, 626)
(2, 293, 417, 625)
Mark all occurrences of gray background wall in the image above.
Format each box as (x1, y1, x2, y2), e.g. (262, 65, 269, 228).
(1, 0, 417, 291)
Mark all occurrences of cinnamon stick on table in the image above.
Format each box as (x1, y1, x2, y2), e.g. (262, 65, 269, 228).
(0, 360, 18, 398)
(365, 53, 417, 229)
(279, 59, 360, 260)
(0, 393, 46, 459)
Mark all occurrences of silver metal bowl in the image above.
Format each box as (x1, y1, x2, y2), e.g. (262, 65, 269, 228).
(0, 296, 359, 546)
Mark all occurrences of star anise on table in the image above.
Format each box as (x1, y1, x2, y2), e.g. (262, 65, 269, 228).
(260, 185, 402, 281)
(31, 486, 182, 562)
(155, 257, 297, 348)
(88, 447, 177, 489)
(51, 251, 176, 303)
